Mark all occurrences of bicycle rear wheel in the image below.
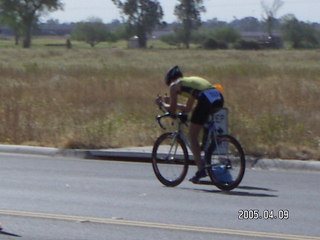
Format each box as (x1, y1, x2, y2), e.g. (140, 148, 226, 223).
(206, 135, 245, 191)
(152, 132, 189, 187)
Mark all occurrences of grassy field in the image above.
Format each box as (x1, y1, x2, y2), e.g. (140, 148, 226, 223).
(0, 46, 319, 160)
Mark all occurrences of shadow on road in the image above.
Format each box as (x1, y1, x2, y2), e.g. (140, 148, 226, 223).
(182, 185, 278, 197)
(237, 185, 277, 192)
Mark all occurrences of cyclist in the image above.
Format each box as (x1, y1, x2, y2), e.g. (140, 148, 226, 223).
(156, 65, 224, 183)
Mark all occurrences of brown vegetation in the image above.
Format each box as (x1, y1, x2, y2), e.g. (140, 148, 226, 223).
(0, 48, 319, 160)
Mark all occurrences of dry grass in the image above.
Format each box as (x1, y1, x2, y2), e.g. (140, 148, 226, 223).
(0, 48, 319, 160)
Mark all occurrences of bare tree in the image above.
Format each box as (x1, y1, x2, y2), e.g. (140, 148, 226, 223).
(261, 0, 284, 36)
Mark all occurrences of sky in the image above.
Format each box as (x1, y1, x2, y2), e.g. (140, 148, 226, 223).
(43, 0, 320, 24)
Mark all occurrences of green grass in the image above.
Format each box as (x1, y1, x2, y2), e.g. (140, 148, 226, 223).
(0, 36, 185, 49)
(0, 46, 319, 160)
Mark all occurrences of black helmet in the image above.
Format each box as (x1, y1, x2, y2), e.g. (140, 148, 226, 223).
(164, 65, 183, 86)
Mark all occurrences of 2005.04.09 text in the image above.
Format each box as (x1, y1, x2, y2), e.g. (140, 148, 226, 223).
(238, 209, 289, 220)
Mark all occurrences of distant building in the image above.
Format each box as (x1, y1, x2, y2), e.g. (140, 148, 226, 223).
(241, 31, 283, 49)
(128, 36, 139, 48)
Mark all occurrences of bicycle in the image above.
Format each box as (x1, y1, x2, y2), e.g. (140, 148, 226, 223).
(152, 107, 246, 191)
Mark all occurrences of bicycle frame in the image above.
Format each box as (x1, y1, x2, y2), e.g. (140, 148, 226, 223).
(162, 118, 191, 161)
(156, 112, 224, 163)
(204, 120, 222, 154)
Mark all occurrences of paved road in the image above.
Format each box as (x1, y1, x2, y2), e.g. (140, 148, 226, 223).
(0, 153, 319, 240)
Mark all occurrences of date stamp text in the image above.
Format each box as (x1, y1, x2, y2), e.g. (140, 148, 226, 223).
(238, 209, 289, 220)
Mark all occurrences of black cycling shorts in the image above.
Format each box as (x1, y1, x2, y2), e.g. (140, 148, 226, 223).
(190, 89, 224, 125)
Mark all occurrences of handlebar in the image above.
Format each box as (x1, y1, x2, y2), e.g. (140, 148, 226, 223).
(156, 98, 167, 113)
(156, 112, 188, 130)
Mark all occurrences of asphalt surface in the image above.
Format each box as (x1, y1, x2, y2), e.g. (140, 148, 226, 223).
(0, 153, 320, 240)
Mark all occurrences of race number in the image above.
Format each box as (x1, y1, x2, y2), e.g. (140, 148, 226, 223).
(212, 108, 228, 154)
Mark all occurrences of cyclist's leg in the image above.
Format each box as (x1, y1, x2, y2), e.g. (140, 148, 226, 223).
(189, 123, 203, 170)
(189, 90, 224, 180)
(188, 98, 210, 182)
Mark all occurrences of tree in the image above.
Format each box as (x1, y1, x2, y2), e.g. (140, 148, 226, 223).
(112, 0, 163, 48)
(174, 0, 205, 48)
(281, 14, 320, 48)
(211, 26, 241, 44)
(230, 17, 262, 32)
(0, 2, 23, 45)
(71, 18, 115, 47)
(261, 0, 283, 36)
(0, 0, 63, 48)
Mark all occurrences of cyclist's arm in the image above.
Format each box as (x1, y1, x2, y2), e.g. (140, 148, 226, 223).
(178, 98, 194, 113)
(160, 81, 180, 113)
(163, 83, 178, 113)
(164, 100, 193, 113)
(162, 81, 194, 113)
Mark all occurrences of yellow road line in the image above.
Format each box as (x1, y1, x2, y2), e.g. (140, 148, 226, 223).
(0, 210, 319, 240)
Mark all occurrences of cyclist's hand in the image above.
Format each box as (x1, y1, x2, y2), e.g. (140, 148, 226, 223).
(155, 96, 163, 106)
(163, 96, 170, 104)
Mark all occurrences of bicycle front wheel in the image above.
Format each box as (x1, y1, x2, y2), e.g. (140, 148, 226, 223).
(206, 135, 245, 191)
(152, 132, 189, 187)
